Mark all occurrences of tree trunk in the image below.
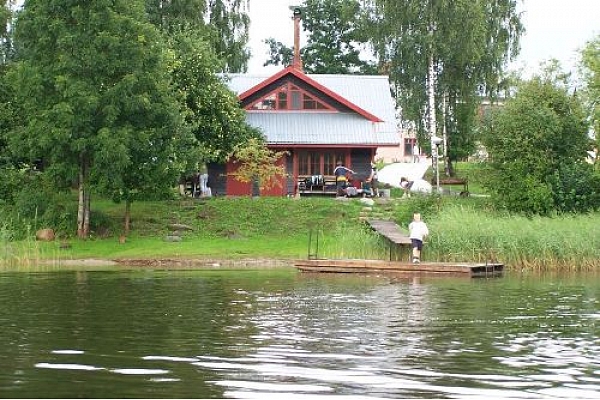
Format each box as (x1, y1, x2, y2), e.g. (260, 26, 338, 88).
(83, 186, 90, 238)
(124, 199, 131, 235)
(442, 93, 451, 177)
(77, 156, 91, 239)
(427, 53, 437, 139)
(427, 50, 440, 192)
(77, 164, 85, 238)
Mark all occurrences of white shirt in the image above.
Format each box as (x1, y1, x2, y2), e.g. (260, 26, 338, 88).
(409, 221, 429, 241)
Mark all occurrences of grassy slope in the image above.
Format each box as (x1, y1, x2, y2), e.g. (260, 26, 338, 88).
(20, 197, 373, 262)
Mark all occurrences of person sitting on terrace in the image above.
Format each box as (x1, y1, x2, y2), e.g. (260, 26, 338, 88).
(400, 177, 414, 198)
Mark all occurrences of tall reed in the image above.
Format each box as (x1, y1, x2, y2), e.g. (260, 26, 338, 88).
(0, 222, 15, 268)
(317, 221, 390, 260)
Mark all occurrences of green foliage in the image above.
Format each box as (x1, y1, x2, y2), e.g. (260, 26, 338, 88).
(366, 0, 523, 163)
(547, 163, 600, 213)
(8, 0, 187, 236)
(169, 30, 258, 164)
(0, 65, 21, 167)
(579, 35, 599, 167)
(0, 167, 27, 204)
(145, 0, 250, 73)
(206, 0, 251, 73)
(482, 74, 592, 214)
(0, 180, 75, 239)
(264, 0, 377, 74)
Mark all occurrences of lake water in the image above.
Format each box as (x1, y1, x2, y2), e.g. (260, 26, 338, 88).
(0, 268, 599, 399)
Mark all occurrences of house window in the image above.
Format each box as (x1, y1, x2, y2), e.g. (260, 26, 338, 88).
(404, 138, 416, 156)
(298, 151, 320, 175)
(277, 90, 287, 109)
(323, 152, 345, 175)
(248, 82, 333, 111)
(299, 151, 346, 176)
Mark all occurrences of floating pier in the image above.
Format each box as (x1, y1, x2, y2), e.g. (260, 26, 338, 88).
(295, 259, 504, 278)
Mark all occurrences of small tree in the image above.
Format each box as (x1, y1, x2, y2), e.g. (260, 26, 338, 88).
(482, 68, 597, 214)
(230, 137, 288, 193)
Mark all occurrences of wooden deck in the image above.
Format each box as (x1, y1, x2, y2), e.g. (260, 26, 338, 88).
(367, 219, 412, 245)
(367, 219, 413, 261)
(295, 259, 503, 278)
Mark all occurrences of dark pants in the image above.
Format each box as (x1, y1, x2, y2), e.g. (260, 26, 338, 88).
(336, 179, 347, 196)
(411, 239, 423, 250)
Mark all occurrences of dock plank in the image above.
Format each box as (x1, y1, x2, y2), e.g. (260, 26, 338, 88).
(367, 219, 412, 245)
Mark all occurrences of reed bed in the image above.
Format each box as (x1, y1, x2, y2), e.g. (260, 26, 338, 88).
(317, 221, 389, 260)
(311, 203, 600, 271)
(426, 205, 600, 270)
(0, 222, 63, 269)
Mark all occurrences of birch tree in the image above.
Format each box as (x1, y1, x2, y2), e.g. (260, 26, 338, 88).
(366, 0, 523, 174)
(1, 1, 12, 63)
(579, 35, 600, 168)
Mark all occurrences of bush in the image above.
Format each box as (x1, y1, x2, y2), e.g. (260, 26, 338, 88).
(482, 74, 590, 215)
(548, 163, 600, 213)
(0, 168, 31, 204)
(11, 178, 78, 237)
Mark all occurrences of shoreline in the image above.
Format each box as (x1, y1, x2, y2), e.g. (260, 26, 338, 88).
(39, 257, 297, 269)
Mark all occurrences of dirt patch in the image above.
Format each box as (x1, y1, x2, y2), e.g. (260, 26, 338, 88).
(113, 258, 295, 269)
(51, 258, 296, 269)
(56, 259, 119, 267)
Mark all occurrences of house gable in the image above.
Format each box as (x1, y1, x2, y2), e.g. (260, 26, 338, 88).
(238, 66, 383, 123)
(246, 81, 335, 111)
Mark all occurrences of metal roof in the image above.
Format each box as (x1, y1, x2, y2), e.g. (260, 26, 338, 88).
(223, 71, 400, 146)
(247, 112, 399, 145)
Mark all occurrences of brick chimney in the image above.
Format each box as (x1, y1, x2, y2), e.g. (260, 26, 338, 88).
(291, 6, 303, 71)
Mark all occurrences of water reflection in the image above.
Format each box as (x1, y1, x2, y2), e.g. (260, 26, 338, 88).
(0, 270, 598, 398)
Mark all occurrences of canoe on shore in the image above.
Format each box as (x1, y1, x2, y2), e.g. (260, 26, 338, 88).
(295, 258, 503, 278)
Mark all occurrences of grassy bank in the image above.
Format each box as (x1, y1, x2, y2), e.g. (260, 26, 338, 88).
(2, 195, 599, 270)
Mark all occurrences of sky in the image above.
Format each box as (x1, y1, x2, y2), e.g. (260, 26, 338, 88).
(246, 0, 600, 81)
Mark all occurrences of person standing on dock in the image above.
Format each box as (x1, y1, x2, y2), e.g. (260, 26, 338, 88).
(408, 213, 429, 264)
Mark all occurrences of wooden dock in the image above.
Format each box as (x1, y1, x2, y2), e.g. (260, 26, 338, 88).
(297, 219, 504, 278)
(295, 259, 504, 278)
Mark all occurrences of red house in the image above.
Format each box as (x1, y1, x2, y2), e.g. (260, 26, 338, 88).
(207, 64, 401, 197)
(207, 9, 399, 196)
